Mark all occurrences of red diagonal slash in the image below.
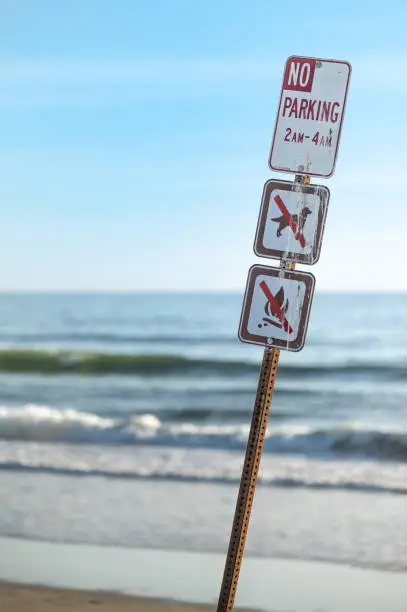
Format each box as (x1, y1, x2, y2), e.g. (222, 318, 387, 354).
(259, 280, 293, 334)
(274, 194, 306, 248)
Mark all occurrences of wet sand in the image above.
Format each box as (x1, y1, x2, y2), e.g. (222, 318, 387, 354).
(1, 537, 407, 612)
(0, 583, 221, 612)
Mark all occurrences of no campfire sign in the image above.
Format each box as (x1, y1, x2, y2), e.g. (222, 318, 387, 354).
(269, 56, 351, 178)
(238, 265, 315, 351)
(254, 179, 330, 264)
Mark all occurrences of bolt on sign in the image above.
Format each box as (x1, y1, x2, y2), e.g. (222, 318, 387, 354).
(238, 265, 315, 351)
(269, 56, 351, 178)
(254, 179, 330, 264)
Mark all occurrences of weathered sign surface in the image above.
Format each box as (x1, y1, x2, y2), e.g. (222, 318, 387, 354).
(254, 179, 330, 264)
(238, 264, 315, 351)
(269, 56, 351, 177)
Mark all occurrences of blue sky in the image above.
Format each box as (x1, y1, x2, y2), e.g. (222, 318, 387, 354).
(1, 0, 406, 291)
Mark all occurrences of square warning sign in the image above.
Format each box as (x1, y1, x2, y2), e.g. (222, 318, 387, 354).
(238, 265, 315, 351)
(254, 179, 330, 264)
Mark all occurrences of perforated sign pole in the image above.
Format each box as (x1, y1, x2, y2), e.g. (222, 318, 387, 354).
(216, 344, 280, 612)
(216, 177, 309, 612)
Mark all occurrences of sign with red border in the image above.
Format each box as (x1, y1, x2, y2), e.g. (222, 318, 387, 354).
(238, 265, 315, 351)
(269, 56, 351, 178)
(254, 179, 330, 264)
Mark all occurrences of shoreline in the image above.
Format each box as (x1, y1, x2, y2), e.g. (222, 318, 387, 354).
(3, 531, 407, 575)
(2, 537, 407, 612)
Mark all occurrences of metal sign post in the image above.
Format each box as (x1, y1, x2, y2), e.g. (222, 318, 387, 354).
(216, 180, 307, 612)
(216, 344, 280, 612)
(216, 54, 350, 612)
(217, 260, 293, 612)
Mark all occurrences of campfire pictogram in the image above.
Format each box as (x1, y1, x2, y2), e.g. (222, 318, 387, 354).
(258, 286, 289, 329)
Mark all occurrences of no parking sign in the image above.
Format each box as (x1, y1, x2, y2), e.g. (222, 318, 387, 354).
(269, 56, 351, 178)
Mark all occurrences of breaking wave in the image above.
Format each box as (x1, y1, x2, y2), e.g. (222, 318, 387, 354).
(1, 404, 407, 461)
(0, 460, 405, 496)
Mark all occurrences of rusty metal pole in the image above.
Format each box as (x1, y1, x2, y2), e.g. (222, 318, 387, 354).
(216, 344, 280, 612)
(216, 175, 309, 612)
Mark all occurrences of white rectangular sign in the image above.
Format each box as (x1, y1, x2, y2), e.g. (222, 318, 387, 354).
(269, 56, 351, 178)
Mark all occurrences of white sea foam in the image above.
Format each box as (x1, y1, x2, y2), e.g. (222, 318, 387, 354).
(0, 404, 115, 443)
(0, 404, 407, 462)
(1, 441, 406, 495)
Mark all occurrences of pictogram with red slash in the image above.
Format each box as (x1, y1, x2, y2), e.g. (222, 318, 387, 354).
(258, 280, 293, 334)
(271, 195, 311, 248)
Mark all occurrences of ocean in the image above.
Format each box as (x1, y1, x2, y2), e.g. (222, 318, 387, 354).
(0, 292, 406, 571)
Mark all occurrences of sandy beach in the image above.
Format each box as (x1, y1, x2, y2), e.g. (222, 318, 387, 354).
(0, 583, 221, 612)
(1, 537, 407, 612)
